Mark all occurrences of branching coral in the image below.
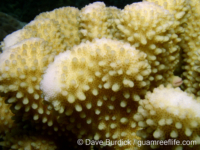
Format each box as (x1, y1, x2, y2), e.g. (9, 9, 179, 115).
(145, 0, 200, 97)
(35, 7, 81, 50)
(2, 19, 66, 53)
(0, 0, 199, 150)
(180, 0, 200, 96)
(144, 0, 190, 77)
(41, 38, 150, 149)
(1, 133, 57, 150)
(144, 0, 190, 34)
(79, 2, 122, 42)
(0, 96, 15, 137)
(135, 85, 200, 149)
(0, 38, 68, 136)
(115, 2, 181, 90)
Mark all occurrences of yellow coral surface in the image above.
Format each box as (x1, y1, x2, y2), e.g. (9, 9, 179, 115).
(0, 96, 15, 137)
(136, 85, 200, 149)
(1, 133, 57, 150)
(35, 7, 81, 50)
(0, 0, 200, 150)
(115, 2, 181, 89)
(41, 38, 150, 149)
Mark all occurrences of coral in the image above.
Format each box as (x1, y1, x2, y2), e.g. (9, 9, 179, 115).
(0, 38, 67, 137)
(1, 133, 57, 150)
(0, 96, 15, 137)
(106, 6, 122, 40)
(79, 2, 121, 42)
(180, 0, 200, 96)
(147, 0, 200, 97)
(79, 2, 109, 41)
(35, 7, 81, 49)
(41, 38, 150, 149)
(144, 0, 190, 78)
(41, 38, 151, 103)
(135, 85, 200, 149)
(144, 0, 190, 34)
(0, 0, 199, 150)
(115, 2, 180, 89)
(0, 38, 53, 97)
(1, 19, 66, 53)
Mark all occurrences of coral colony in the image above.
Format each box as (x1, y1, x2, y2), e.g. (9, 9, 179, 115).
(0, 0, 200, 150)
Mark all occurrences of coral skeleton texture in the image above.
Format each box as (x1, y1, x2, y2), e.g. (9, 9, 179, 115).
(0, 0, 200, 150)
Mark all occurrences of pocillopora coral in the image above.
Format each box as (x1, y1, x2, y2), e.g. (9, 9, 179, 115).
(35, 7, 81, 50)
(1, 132, 57, 150)
(0, 96, 15, 136)
(135, 85, 200, 149)
(41, 38, 150, 149)
(0, 38, 69, 137)
(79, 2, 122, 42)
(115, 2, 181, 90)
(2, 19, 67, 54)
(181, 0, 200, 96)
(0, 0, 199, 149)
